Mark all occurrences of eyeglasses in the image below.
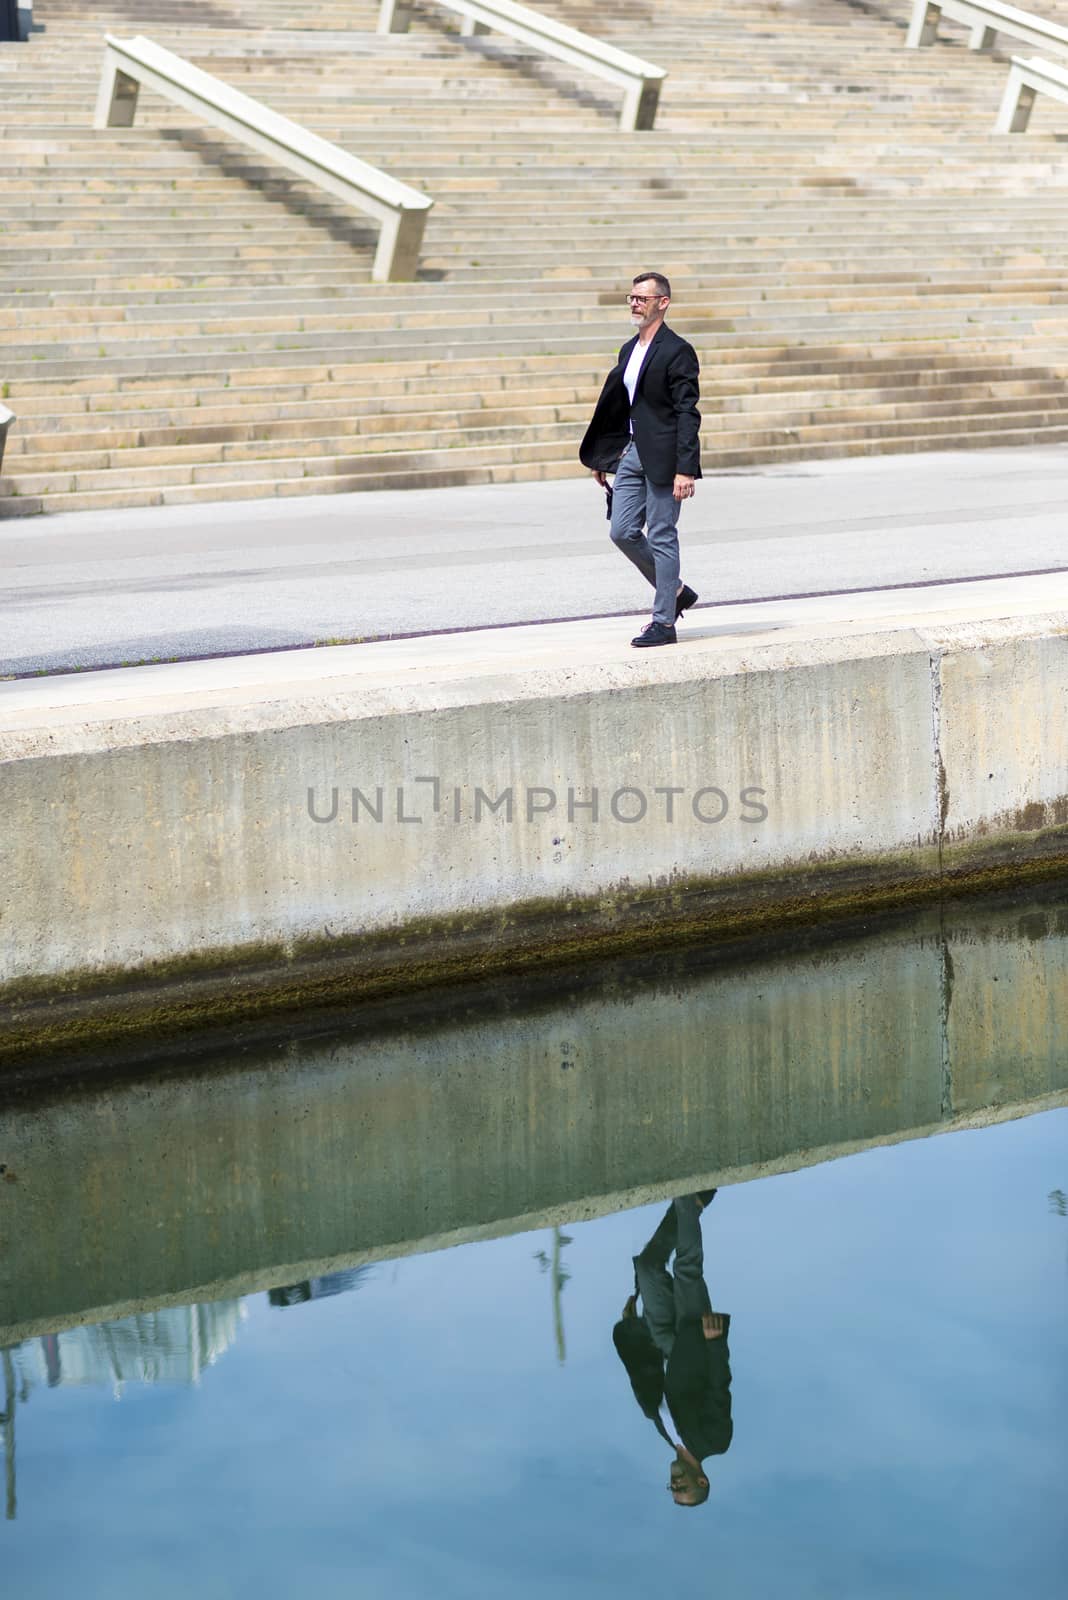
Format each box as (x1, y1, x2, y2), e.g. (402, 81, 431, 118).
(627, 293, 663, 305)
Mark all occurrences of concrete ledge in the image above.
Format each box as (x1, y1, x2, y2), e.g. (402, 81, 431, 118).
(1, 579, 1067, 1061)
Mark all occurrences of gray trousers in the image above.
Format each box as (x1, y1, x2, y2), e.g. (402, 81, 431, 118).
(633, 1195, 712, 1359)
(609, 440, 681, 628)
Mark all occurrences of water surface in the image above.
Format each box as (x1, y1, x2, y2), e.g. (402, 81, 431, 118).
(1, 891, 1066, 1595)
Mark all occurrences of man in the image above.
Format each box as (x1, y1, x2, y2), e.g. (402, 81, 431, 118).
(579, 271, 702, 648)
(612, 1191, 732, 1506)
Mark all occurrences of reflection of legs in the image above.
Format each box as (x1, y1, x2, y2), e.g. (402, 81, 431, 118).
(672, 1195, 713, 1323)
(633, 1202, 678, 1357)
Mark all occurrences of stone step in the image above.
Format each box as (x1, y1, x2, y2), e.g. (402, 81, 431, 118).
(12, 354, 1054, 420)
(6, 407, 591, 469)
(7, 0, 1068, 510)
(8, 386, 1068, 499)
(7, 344, 1060, 413)
(5, 271, 1066, 313)
(0, 431, 582, 501)
(11, 370, 1064, 450)
(7, 417, 1068, 520)
(0, 309, 1057, 375)
(11, 385, 1068, 473)
(6, 274, 1068, 329)
(6, 290, 1065, 348)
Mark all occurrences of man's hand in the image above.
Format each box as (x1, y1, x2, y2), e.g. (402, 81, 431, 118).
(701, 1312, 725, 1340)
(673, 475, 695, 502)
(593, 470, 609, 488)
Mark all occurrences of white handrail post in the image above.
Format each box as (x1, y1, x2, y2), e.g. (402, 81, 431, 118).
(94, 48, 141, 127)
(377, 0, 414, 34)
(619, 75, 661, 131)
(906, 0, 942, 47)
(995, 63, 1038, 130)
(904, 2, 1068, 59)
(0, 404, 15, 478)
(373, 206, 429, 282)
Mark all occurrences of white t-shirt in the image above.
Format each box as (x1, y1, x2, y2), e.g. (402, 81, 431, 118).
(658, 1402, 679, 1447)
(623, 338, 652, 433)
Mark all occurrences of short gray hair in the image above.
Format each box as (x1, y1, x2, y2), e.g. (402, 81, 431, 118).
(633, 271, 671, 299)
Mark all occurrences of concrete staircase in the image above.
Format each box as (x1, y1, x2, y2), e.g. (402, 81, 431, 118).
(4, 0, 1068, 514)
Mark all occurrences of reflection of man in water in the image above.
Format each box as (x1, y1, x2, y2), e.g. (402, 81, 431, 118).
(612, 1191, 732, 1506)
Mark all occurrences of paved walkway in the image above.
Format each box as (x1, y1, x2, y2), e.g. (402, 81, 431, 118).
(3, 444, 1067, 676)
(5, 569, 1066, 731)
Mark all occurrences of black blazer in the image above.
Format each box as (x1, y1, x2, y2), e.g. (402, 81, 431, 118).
(579, 323, 702, 487)
(613, 1312, 733, 1463)
(664, 1315, 733, 1461)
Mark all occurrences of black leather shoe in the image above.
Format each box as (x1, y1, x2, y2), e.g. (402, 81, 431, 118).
(675, 584, 698, 620)
(631, 621, 677, 648)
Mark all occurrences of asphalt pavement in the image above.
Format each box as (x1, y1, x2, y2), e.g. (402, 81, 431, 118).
(2, 444, 1066, 675)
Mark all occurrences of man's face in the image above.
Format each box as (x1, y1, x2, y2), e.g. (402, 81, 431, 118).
(669, 1458, 709, 1506)
(628, 278, 668, 331)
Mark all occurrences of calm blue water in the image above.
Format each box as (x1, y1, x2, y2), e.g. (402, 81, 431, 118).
(4, 1107, 1065, 1598)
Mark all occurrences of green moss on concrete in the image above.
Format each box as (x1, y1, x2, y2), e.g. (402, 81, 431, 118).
(3, 827, 1067, 1070)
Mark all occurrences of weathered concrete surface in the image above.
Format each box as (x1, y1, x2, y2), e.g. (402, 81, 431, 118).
(949, 898, 1068, 1110)
(938, 626, 1068, 843)
(1, 577, 1066, 1057)
(1, 892, 1065, 1342)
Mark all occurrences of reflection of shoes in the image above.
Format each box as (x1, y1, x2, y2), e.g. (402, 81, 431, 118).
(631, 621, 677, 648)
(675, 584, 698, 620)
(696, 1188, 717, 1208)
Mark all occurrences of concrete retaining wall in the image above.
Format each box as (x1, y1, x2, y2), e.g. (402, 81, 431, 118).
(1, 607, 1067, 1055)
